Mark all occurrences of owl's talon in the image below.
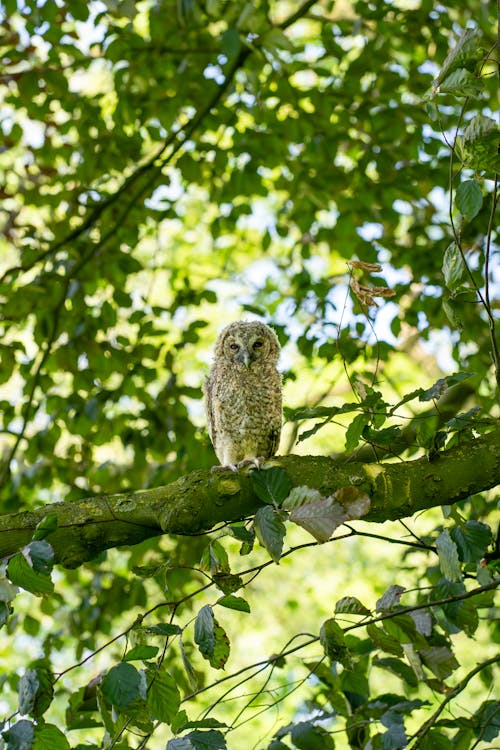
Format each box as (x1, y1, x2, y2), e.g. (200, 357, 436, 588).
(237, 457, 265, 470)
(211, 464, 239, 473)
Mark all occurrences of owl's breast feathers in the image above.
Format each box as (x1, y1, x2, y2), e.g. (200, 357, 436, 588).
(204, 363, 282, 465)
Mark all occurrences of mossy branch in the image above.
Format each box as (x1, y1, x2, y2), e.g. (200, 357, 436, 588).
(0, 427, 498, 568)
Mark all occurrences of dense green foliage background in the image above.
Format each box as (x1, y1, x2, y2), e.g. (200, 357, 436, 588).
(0, 1, 499, 748)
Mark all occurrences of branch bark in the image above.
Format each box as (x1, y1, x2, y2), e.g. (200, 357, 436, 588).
(0, 427, 498, 568)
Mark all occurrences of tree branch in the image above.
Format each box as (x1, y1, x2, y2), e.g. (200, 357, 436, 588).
(408, 653, 500, 748)
(0, 427, 498, 568)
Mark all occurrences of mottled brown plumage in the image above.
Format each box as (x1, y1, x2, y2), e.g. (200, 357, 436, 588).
(204, 321, 282, 470)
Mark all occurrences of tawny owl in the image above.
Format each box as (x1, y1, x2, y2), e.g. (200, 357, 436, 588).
(204, 321, 282, 470)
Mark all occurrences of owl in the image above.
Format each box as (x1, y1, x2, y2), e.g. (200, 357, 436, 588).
(204, 321, 282, 470)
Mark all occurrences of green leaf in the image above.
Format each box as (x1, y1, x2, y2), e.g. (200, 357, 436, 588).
(345, 413, 369, 453)
(102, 662, 143, 708)
(33, 724, 70, 750)
(250, 467, 291, 507)
(373, 656, 419, 687)
(449, 598, 479, 636)
(442, 298, 464, 330)
(32, 514, 58, 541)
(18, 669, 39, 716)
(194, 605, 215, 658)
(212, 572, 244, 595)
(124, 645, 159, 662)
(442, 243, 466, 290)
(450, 521, 492, 563)
(146, 668, 180, 724)
(217, 594, 250, 613)
(418, 729, 452, 750)
(200, 540, 230, 575)
(455, 179, 483, 220)
(433, 28, 484, 89)
(438, 68, 483, 97)
(383, 614, 427, 648)
(366, 624, 404, 657)
(142, 623, 182, 636)
(456, 115, 500, 173)
(185, 729, 227, 749)
(7, 553, 54, 597)
(445, 406, 481, 432)
(419, 373, 472, 402)
(0, 576, 16, 603)
(221, 28, 241, 60)
(436, 530, 462, 582)
(419, 646, 459, 680)
(2, 720, 35, 750)
(254, 506, 286, 562)
(290, 721, 334, 750)
(320, 618, 349, 665)
(26, 541, 54, 575)
(261, 28, 295, 53)
(335, 596, 370, 616)
(194, 606, 230, 669)
(178, 720, 227, 731)
(180, 637, 198, 692)
(472, 700, 500, 742)
(209, 621, 230, 670)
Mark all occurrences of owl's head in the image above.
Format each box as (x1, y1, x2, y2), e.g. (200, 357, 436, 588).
(215, 321, 280, 369)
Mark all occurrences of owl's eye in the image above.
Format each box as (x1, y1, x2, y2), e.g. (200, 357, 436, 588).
(253, 340, 263, 349)
(229, 343, 240, 351)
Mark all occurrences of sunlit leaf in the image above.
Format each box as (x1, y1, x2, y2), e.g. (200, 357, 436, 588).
(433, 28, 484, 90)
(282, 486, 322, 511)
(289, 488, 370, 543)
(335, 596, 370, 616)
(345, 413, 370, 453)
(7, 553, 53, 597)
(455, 179, 483, 220)
(438, 68, 483, 97)
(442, 243, 466, 290)
(376, 585, 406, 612)
(146, 668, 180, 724)
(124, 645, 159, 662)
(436, 530, 462, 582)
(217, 595, 250, 613)
(33, 723, 70, 750)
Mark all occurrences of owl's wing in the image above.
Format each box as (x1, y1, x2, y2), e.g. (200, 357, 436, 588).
(267, 425, 281, 457)
(204, 373, 216, 444)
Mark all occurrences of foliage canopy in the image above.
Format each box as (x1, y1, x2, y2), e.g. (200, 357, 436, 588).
(0, 1, 499, 749)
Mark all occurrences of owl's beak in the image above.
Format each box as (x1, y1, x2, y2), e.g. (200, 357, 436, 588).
(237, 350, 250, 367)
